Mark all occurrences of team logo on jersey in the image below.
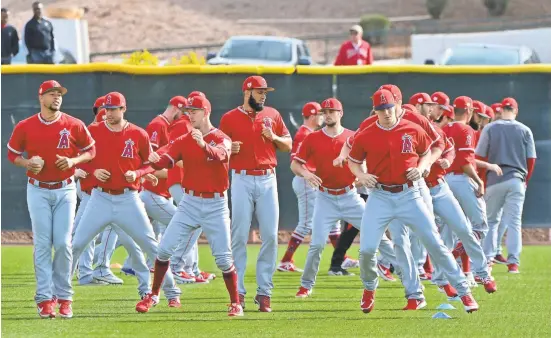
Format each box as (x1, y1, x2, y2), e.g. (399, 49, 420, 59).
(262, 117, 273, 129)
(401, 134, 413, 153)
(57, 128, 70, 149)
(151, 131, 158, 142)
(466, 134, 472, 147)
(121, 139, 135, 158)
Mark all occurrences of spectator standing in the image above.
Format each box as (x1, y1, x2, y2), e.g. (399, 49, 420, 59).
(25, 1, 55, 64)
(1, 8, 20, 65)
(334, 25, 373, 66)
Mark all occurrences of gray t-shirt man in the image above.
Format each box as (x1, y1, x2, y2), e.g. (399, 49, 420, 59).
(475, 119, 536, 186)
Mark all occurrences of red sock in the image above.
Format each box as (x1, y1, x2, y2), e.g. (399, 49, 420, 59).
(281, 233, 303, 262)
(151, 259, 169, 296)
(461, 252, 471, 273)
(424, 255, 434, 274)
(223, 267, 239, 304)
(329, 233, 341, 248)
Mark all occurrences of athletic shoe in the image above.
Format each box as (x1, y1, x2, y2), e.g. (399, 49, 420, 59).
(58, 300, 73, 318)
(494, 254, 507, 264)
(194, 275, 209, 284)
(228, 303, 244, 317)
(199, 271, 216, 280)
(254, 295, 272, 312)
(328, 267, 355, 276)
(239, 294, 246, 310)
(173, 271, 195, 284)
(295, 287, 312, 298)
(508, 263, 520, 274)
(419, 272, 432, 281)
(403, 299, 427, 310)
(465, 272, 478, 288)
(168, 298, 181, 308)
(277, 261, 304, 272)
(93, 274, 123, 285)
(360, 289, 375, 314)
(481, 277, 497, 293)
(121, 267, 136, 276)
(452, 241, 466, 259)
(136, 294, 159, 313)
(377, 263, 396, 282)
(341, 257, 360, 269)
(461, 294, 479, 313)
(37, 300, 55, 319)
(79, 278, 109, 286)
(437, 284, 459, 299)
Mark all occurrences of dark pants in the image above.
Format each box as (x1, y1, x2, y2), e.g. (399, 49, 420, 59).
(27, 49, 54, 64)
(329, 193, 367, 269)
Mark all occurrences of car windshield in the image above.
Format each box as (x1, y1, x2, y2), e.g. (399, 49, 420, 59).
(219, 39, 293, 62)
(443, 46, 520, 65)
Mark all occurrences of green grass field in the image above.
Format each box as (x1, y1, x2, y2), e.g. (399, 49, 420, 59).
(2, 244, 551, 337)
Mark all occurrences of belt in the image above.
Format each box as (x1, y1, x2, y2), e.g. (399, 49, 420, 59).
(377, 181, 414, 193)
(234, 169, 274, 176)
(426, 177, 446, 188)
(183, 188, 224, 199)
(28, 177, 72, 190)
(96, 187, 134, 195)
(318, 184, 354, 196)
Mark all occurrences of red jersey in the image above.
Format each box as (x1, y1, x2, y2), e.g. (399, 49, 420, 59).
(155, 128, 231, 193)
(77, 122, 101, 193)
(295, 127, 356, 189)
(442, 122, 477, 174)
(425, 123, 456, 184)
(348, 119, 432, 186)
(143, 115, 171, 198)
(142, 145, 170, 199)
(334, 40, 373, 66)
(166, 115, 192, 188)
(7, 113, 95, 182)
(291, 125, 315, 171)
(219, 106, 290, 170)
(87, 121, 152, 191)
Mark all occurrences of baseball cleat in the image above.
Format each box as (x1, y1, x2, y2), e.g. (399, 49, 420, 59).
(328, 267, 355, 276)
(295, 286, 312, 298)
(168, 298, 181, 308)
(37, 300, 56, 319)
(254, 295, 272, 313)
(121, 267, 136, 276)
(93, 274, 123, 285)
(199, 271, 216, 280)
(341, 257, 360, 269)
(402, 299, 427, 310)
(228, 303, 244, 317)
(437, 284, 459, 300)
(481, 277, 497, 293)
(239, 294, 246, 310)
(452, 241, 466, 259)
(173, 271, 195, 284)
(136, 294, 159, 313)
(507, 263, 520, 274)
(58, 300, 73, 319)
(460, 294, 479, 313)
(493, 254, 507, 265)
(419, 272, 432, 281)
(79, 278, 109, 286)
(377, 263, 396, 282)
(360, 289, 375, 314)
(277, 261, 304, 272)
(465, 272, 478, 287)
(194, 275, 209, 284)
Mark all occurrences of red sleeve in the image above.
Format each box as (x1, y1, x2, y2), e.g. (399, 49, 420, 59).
(291, 129, 306, 159)
(78, 161, 94, 173)
(219, 114, 232, 138)
(135, 164, 155, 178)
(294, 134, 313, 164)
(203, 136, 231, 162)
(158, 136, 185, 169)
(7, 122, 26, 156)
(138, 132, 153, 165)
(348, 133, 367, 163)
(366, 43, 373, 65)
(334, 43, 346, 66)
(457, 128, 476, 165)
(75, 121, 95, 151)
(526, 158, 536, 183)
(416, 128, 432, 156)
(424, 121, 444, 150)
(274, 112, 291, 137)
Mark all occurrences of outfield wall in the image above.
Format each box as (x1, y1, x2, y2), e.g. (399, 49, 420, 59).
(2, 64, 550, 230)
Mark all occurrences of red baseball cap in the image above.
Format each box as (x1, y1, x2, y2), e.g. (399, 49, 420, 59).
(169, 96, 188, 109)
(39, 80, 67, 96)
(242, 76, 274, 92)
(491, 103, 502, 113)
(379, 84, 402, 101)
(188, 91, 206, 99)
(94, 96, 105, 108)
(472, 100, 486, 113)
(186, 96, 212, 114)
(441, 106, 455, 119)
(320, 98, 343, 111)
(372, 89, 396, 110)
(453, 96, 473, 109)
(401, 104, 419, 114)
(432, 92, 450, 107)
(502, 97, 518, 110)
(302, 102, 322, 117)
(103, 92, 126, 108)
(409, 93, 436, 105)
(485, 106, 495, 120)
(476, 104, 492, 119)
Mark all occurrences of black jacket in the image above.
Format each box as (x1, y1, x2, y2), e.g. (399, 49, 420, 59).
(24, 17, 55, 51)
(1, 25, 20, 58)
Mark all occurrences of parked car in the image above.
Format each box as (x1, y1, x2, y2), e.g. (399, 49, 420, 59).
(207, 36, 313, 66)
(10, 41, 77, 64)
(430, 43, 541, 65)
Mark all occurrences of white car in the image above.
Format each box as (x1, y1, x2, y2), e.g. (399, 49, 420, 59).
(434, 43, 541, 65)
(207, 35, 314, 66)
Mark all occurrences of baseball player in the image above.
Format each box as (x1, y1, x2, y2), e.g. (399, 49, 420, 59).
(219, 76, 292, 312)
(477, 97, 536, 274)
(70, 92, 182, 308)
(135, 96, 242, 316)
(279, 102, 350, 272)
(7, 80, 96, 318)
(348, 89, 478, 314)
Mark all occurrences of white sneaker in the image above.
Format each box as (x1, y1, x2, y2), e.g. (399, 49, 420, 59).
(465, 272, 478, 288)
(173, 271, 195, 284)
(341, 257, 360, 269)
(93, 274, 124, 285)
(277, 261, 304, 272)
